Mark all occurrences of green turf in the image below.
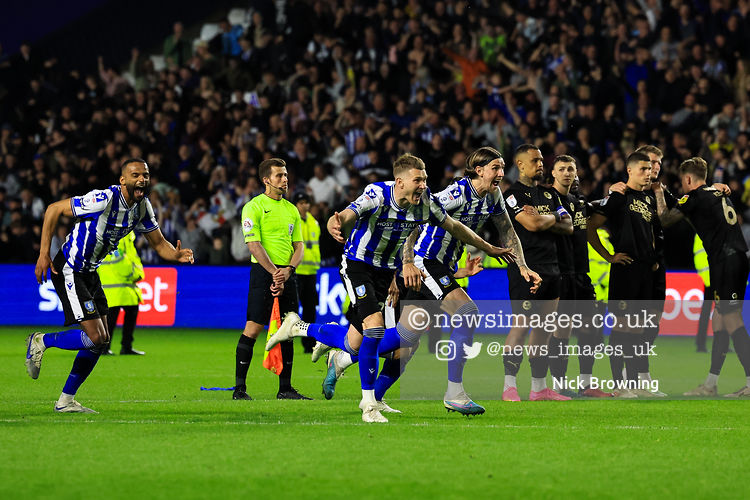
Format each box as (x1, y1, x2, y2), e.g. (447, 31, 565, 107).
(2, 327, 749, 499)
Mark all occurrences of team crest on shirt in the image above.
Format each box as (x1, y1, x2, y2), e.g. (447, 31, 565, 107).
(243, 218, 253, 231)
(439, 276, 450, 287)
(522, 300, 532, 311)
(506, 195, 517, 208)
(544, 191, 552, 199)
(355, 285, 367, 298)
(618, 300, 628, 310)
(84, 300, 95, 313)
(288, 223, 294, 236)
(678, 195, 689, 205)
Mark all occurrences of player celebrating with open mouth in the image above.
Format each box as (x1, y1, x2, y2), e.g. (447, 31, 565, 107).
(266, 153, 513, 422)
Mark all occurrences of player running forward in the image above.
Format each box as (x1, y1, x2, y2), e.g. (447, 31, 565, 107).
(655, 157, 750, 397)
(502, 145, 573, 402)
(267, 153, 514, 423)
(547, 157, 613, 397)
(26, 159, 194, 413)
(588, 151, 658, 398)
(410, 147, 540, 414)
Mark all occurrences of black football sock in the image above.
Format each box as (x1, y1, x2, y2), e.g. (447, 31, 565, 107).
(622, 333, 639, 383)
(235, 335, 255, 390)
(577, 329, 600, 376)
(730, 327, 750, 377)
(548, 336, 569, 386)
(609, 331, 625, 381)
(279, 339, 294, 392)
(503, 353, 523, 376)
(709, 329, 730, 376)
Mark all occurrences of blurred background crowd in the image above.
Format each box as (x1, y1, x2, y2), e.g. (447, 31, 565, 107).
(2, 0, 750, 268)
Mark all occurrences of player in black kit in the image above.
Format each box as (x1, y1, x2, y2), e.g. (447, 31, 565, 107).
(548, 156, 613, 397)
(656, 157, 750, 398)
(502, 145, 573, 402)
(588, 151, 658, 398)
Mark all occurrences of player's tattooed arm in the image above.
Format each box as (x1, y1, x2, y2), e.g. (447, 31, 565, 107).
(327, 208, 356, 243)
(653, 183, 683, 227)
(491, 211, 528, 269)
(587, 213, 632, 265)
(440, 215, 516, 264)
(35, 198, 75, 283)
(402, 227, 425, 290)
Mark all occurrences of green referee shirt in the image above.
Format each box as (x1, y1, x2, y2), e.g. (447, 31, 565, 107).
(241, 194, 303, 265)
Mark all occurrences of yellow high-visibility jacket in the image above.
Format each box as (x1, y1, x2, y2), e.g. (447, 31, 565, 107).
(97, 232, 144, 307)
(297, 213, 321, 276)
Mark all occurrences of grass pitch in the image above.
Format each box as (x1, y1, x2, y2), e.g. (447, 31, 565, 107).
(1, 327, 749, 499)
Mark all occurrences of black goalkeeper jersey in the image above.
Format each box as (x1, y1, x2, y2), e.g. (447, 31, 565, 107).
(504, 181, 561, 275)
(597, 188, 658, 265)
(676, 185, 749, 264)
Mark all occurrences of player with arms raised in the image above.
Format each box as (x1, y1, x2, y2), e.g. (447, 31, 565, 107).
(26, 159, 193, 413)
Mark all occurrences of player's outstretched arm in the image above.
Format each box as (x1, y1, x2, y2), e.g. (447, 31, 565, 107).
(402, 227, 425, 291)
(327, 208, 356, 243)
(36, 198, 74, 284)
(440, 215, 516, 263)
(491, 211, 528, 269)
(653, 183, 683, 227)
(144, 229, 194, 263)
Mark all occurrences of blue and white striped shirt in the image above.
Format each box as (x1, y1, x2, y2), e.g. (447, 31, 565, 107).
(344, 181, 447, 270)
(62, 185, 159, 272)
(415, 178, 506, 270)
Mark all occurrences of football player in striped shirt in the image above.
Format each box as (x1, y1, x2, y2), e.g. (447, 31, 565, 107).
(267, 153, 514, 423)
(26, 159, 194, 413)
(411, 147, 540, 413)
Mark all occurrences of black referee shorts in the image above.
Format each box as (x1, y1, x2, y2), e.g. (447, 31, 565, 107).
(51, 252, 108, 326)
(246, 263, 299, 325)
(711, 252, 749, 313)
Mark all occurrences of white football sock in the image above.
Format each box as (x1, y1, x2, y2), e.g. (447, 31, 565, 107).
(531, 377, 547, 392)
(504, 375, 517, 390)
(579, 373, 592, 388)
(705, 373, 719, 387)
(361, 389, 376, 405)
(445, 381, 465, 400)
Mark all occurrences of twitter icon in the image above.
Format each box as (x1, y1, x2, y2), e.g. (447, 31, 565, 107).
(462, 342, 482, 359)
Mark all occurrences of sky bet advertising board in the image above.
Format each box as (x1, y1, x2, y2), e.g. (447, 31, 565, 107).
(0, 264, 740, 334)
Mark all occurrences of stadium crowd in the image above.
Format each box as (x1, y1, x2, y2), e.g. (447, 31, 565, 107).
(2, 0, 750, 265)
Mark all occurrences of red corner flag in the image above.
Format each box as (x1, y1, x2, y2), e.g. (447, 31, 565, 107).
(262, 297, 284, 375)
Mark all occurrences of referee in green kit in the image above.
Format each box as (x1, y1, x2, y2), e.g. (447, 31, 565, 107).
(233, 158, 311, 400)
